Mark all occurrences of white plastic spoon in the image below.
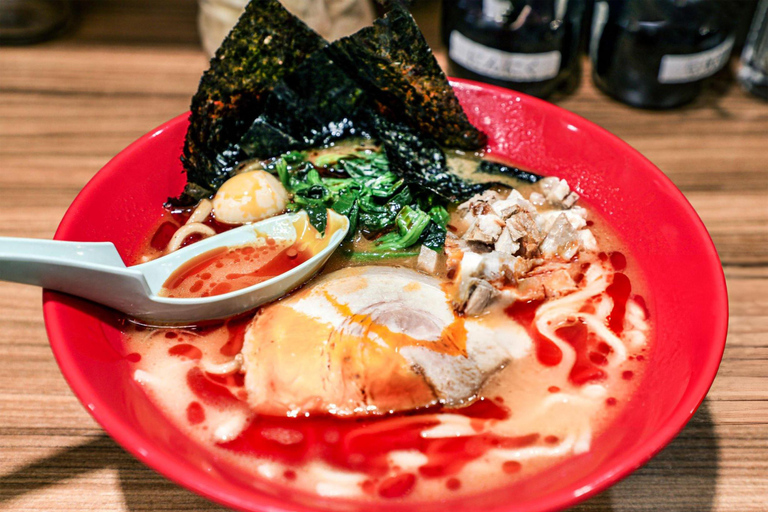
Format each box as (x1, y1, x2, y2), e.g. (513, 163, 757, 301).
(0, 210, 348, 324)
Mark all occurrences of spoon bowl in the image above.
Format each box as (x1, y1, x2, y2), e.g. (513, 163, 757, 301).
(0, 210, 348, 324)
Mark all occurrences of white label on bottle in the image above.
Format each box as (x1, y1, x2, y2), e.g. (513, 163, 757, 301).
(589, 1, 609, 64)
(554, 0, 569, 21)
(449, 30, 562, 82)
(482, 0, 511, 22)
(658, 36, 735, 84)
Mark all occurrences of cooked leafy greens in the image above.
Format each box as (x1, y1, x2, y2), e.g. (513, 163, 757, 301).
(269, 147, 450, 257)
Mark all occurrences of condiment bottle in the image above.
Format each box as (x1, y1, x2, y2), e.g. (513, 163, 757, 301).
(739, 0, 768, 99)
(441, 0, 586, 99)
(0, 0, 72, 44)
(589, 0, 738, 109)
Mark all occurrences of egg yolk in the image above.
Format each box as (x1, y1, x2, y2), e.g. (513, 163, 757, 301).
(212, 170, 289, 224)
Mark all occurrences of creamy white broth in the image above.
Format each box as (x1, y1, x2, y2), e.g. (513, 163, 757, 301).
(123, 168, 651, 502)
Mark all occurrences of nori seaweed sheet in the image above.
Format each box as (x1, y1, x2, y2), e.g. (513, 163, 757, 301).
(477, 161, 543, 184)
(328, 5, 487, 151)
(179, 0, 326, 203)
(374, 117, 488, 202)
(179, 0, 493, 205)
(237, 48, 372, 159)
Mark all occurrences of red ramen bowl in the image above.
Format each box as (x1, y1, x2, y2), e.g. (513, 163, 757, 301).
(44, 80, 727, 512)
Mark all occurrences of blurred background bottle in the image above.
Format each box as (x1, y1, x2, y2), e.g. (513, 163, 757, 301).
(589, 0, 740, 109)
(441, 0, 586, 99)
(0, 0, 72, 44)
(739, 0, 768, 99)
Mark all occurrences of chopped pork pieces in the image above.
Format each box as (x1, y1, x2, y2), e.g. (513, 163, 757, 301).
(420, 177, 598, 316)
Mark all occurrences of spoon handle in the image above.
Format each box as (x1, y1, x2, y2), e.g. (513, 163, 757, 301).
(0, 237, 150, 307)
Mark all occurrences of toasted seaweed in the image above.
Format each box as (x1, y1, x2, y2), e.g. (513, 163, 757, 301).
(373, 119, 543, 201)
(374, 117, 488, 202)
(477, 161, 543, 184)
(179, 0, 327, 204)
(237, 48, 372, 159)
(178, 0, 493, 207)
(328, 5, 487, 151)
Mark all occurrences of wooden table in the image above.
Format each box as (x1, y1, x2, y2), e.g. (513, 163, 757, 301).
(1, 1, 766, 510)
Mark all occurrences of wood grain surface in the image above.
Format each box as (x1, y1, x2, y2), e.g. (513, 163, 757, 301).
(1, 1, 766, 511)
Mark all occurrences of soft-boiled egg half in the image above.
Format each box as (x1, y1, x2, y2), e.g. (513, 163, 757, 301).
(212, 170, 289, 224)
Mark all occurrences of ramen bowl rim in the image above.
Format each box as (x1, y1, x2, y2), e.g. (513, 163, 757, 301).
(43, 78, 728, 512)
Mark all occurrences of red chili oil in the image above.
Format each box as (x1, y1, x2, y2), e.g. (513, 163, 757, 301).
(219, 314, 251, 357)
(150, 221, 179, 251)
(167, 206, 238, 235)
(194, 386, 538, 499)
(146, 207, 240, 256)
(609, 251, 627, 271)
(505, 270, 638, 387)
(186, 401, 206, 425)
(606, 273, 632, 335)
(168, 343, 203, 360)
(556, 320, 607, 385)
(186, 367, 241, 407)
(160, 241, 312, 299)
(504, 299, 563, 366)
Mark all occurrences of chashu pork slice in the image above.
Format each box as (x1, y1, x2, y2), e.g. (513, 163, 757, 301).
(241, 266, 531, 416)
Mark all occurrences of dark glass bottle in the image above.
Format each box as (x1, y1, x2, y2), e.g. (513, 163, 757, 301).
(441, 0, 586, 99)
(739, 0, 768, 99)
(590, 0, 738, 109)
(0, 0, 73, 44)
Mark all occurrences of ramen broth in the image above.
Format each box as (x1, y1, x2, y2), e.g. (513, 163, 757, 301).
(123, 177, 650, 501)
